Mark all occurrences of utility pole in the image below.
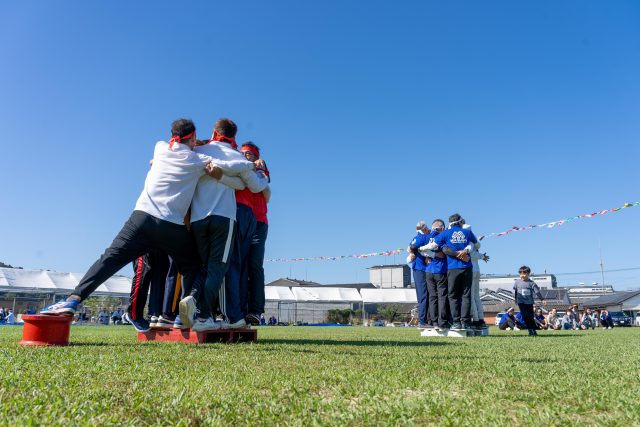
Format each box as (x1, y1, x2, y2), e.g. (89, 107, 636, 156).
(599, 239, 606, 296)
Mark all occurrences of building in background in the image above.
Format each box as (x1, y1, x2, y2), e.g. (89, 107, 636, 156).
(368, 265, 412, 289)
(479, 274, 557, 292)
(563, 284, 615, 303)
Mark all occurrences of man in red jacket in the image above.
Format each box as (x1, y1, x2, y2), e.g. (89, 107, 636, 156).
(239, 142, 271, 325)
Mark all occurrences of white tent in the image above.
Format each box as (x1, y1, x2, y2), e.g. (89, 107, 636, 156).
(360, 288, 417, 304)
(291, 287, 362, 303)
(265, 286, 296, 301)
(0, 268, 131, 297)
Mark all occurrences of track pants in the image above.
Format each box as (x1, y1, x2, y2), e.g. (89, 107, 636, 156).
(426, 272, 449, 327)
(128, 250, 169, 320)
(447, 267, 473, 324)
(161, 257, 183, 319)
(191, 214, 235, 319)
(225, 204, 257, 323)
(517, 303, 536, 331)
(412, 269, 428, 325)
(246, 221, 268, 315)
(71, 210, 202, 305)
(470, 270, 484, 321)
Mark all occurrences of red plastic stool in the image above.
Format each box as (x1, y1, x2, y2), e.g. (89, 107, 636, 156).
(19, 314, 73, 346)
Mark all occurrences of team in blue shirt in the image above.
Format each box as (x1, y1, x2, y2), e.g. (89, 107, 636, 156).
(409, 213, 479, 330)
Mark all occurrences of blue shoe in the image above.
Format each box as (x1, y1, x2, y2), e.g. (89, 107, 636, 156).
(122, 312, 151, 333)
(40, 299, 79, 315)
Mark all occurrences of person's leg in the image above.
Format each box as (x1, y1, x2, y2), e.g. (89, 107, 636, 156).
(447, 269, 462, 325)
(246, 221, 268, 318)
(72, 212, 153, 301)
(189, 215, 235, 321)
(426, 272, 438, 327)
(162, 256, 181, 318)
(155, 217, 205, 325)
(435, 273, 449, 327)
(519, 303, 536, 331)
(128, 254, 153, 321)
(224, 205, 255, 324)
(413, 269, 428, 326)
(471, 270, 484, 323)
(459, 268, 473, 325)
(148, 249, 170, 318)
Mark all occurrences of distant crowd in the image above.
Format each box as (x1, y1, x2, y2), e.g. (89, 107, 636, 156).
(0, 307, 15, 325)
(499, 304, 616, 331)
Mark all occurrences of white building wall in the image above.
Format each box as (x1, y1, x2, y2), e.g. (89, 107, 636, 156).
(369, 267, 406, 289)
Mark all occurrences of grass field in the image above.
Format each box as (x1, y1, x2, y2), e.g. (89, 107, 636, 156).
(1, 326, 639, 426)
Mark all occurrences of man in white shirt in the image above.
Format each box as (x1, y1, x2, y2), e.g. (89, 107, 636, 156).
(40, 119, 254, 333)
(182, 118, 268, 332)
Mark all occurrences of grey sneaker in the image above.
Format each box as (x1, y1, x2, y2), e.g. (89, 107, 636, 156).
(179, 296, 197, 329)
(220, 319, 247, 329)
(192, 317, 222, 332)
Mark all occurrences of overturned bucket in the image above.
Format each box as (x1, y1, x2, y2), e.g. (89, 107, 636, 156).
(19, 314, 73, 346)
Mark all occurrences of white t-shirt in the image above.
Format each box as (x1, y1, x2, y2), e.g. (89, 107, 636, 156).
(191, 142, 259, 222)
(134, 141, 252, 225)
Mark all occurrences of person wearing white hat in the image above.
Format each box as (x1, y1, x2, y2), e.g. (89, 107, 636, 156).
(408, 220, 431, 328)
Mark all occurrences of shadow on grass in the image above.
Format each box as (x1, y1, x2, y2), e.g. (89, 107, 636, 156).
(486, 333, 584, 339)
(259, 338, 454, 347)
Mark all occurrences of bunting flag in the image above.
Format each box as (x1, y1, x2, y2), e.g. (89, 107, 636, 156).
(265, 201, 640, 263)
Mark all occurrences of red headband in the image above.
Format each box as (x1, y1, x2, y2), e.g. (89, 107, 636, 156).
(211, 130, 237, 150)
(240, 145, 260, 158)
(169, 130, 196, 150)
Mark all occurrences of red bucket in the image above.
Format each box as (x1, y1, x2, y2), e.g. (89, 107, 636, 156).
(19, 314, 73, 346)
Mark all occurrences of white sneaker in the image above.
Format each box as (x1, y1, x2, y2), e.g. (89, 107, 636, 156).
(192, 317, 222, 332)
(149, 316, 159, 328)
(514, 327, 520, 331)
(608, 326, 612, 329)
(179, 296, 196, 329)
(219, 319, 247, 329)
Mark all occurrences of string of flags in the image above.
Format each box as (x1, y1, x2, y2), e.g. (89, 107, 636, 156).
(265, 201, 640, 263)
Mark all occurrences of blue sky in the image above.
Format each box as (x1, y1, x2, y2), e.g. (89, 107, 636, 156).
(1, 1, 639, 289)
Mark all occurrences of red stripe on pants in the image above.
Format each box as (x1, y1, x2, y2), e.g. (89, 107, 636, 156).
(131, 256, 144, 320)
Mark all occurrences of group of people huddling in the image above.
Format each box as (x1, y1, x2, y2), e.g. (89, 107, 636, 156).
(407, 215, 494, 332)
(408, 217, 548, 336)
(499, 305, 616, 331)
(40, 118, 272, 333)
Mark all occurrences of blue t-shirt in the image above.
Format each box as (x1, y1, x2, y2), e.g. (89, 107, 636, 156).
(425, 231, 448, 274)
(499, 313, 515, 326)
(516, 312, 525, 324)
(434, 226, 478, 269)
(409, 232, 430, 272)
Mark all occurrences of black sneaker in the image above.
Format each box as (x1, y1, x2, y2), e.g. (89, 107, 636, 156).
(245, 313, 261, 326)
(155, 315, 175, 329)
(451, 322, 463, 330)
(123, 312, 151, 333)
(477, 319, 487, 328)
(461, 322, 473, 330)
(438, 323, 451, 330)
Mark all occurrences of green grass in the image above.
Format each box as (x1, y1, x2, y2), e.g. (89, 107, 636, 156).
(1, 326, 639, 426)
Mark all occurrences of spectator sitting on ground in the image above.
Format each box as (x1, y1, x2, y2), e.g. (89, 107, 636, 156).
(6, 310, 15, 325)
(580, 309, 596, 330)
(600, 309, 614, 329)
(498, 307, 519, 331)
(562, 309, 578, 330)
(546, 309, 561, 330)
(534, 308, 548, 330)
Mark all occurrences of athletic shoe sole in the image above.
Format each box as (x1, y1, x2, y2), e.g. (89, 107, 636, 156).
(179, 296, 196, 329)
(153, 320, 173, 329)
